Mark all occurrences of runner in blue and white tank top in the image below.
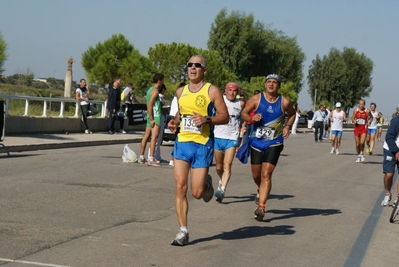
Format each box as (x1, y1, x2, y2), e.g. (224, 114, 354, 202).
(241, 74, 296, 221)
(329, 102, 346, 155)
(250, 93, 285, 151)
(213, 82, 244, 203)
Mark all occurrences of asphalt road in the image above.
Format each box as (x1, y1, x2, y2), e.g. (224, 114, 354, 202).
(1, 132, 398, 267)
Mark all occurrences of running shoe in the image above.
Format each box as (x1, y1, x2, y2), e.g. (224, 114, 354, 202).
(335, 149, 339, 155)
(330, 148, 335, 154)
(369, 150, 373, 155)
(381, 194, 391, 206)
(366, 147, 370, 155)
(254, 205, 265, 221)
(217, 179, 222, 191)
(215, 189, 225, 203)
(138, 157, 147, 164)
(171, 230, 189, 246)
(202, 175, 214, 202)
(85, 129, 92, 134)
(147, 158, 161, 167)
(119, 129, 127, 134)
(361, 155, 365, 162)
(355, 157, 361, 163)
(169, 160, 174, 166)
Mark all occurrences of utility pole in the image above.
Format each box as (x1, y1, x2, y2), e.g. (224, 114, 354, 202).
(313, 89, 317, 110)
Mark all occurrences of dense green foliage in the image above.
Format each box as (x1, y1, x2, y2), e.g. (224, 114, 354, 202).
(0, 31, 7, 75)
(81, 34, 156, 92)
(308, 47, 373, 112)
(148, 43, 236, 98)
(208, 8, 306, 92)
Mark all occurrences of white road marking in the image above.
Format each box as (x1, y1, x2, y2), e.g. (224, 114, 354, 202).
(0, 258, 70, 267)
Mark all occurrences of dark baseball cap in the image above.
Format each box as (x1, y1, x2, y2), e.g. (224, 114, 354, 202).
(265, 74, 281, 84)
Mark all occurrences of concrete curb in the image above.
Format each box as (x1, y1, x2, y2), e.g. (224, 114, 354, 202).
(2, 138, 143, 153)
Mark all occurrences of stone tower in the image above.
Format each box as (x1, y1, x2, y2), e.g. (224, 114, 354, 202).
(64, 58, 74, 98)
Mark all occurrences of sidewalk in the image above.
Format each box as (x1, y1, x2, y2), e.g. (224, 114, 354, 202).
(0, 131, 144, 154)
(0, 126, 344, 155)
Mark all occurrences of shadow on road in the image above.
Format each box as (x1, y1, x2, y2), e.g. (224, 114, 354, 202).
(222, 194, 294, 204)
(364, 161, 382, 165)
(0, 153, 40, 158)
(190, 225, 295, 245)
(264, 207, 342, 223)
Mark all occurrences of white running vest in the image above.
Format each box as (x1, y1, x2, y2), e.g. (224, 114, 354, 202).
(214, 95, 242, 140)
(330, 110, 345, 131)
(369, 110, 378, 129)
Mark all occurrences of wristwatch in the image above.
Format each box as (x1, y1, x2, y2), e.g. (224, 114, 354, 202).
(205, 116, 211, 124)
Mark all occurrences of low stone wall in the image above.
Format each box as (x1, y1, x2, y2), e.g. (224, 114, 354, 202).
(5, 116, 145, 134)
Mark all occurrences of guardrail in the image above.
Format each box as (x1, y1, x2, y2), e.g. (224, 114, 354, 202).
(0, 94, 107, 117)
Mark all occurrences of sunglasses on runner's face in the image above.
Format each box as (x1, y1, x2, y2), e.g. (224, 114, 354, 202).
(187, 62, 205, 68)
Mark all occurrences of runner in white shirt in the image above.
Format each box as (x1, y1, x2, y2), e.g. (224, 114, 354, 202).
(329, 102, 346, 155)
(366, 102, 379, 155)
(213, 82, 244, 203)
(168, 83, 186, 166)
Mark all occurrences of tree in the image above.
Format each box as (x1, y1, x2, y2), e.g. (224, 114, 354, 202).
(81, 34, 155, 90)
(308, 47, 373, 113)
(0, 31, 8, 75)
(147, 42, 236, 96)
(208, 8, 305, 91)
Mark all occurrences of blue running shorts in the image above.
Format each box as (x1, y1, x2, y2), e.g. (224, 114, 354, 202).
(214, 138, 238, 153)
(367, 128, 377, 135)
(330, 130, 343, 137)
(383, 149, 399, 174)
(173, 139, 214, 168)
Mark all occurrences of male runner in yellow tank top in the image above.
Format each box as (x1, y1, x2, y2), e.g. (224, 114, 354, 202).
(168, 55, 229, 246)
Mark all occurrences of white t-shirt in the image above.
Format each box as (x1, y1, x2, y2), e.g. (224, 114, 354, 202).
(330, 110, 345, 131)
(213, 95, 242, 140)
(122, 87, 132, 102)
(75, 87, 89, 106)
(369, 110, 378, 129)
(169, 96, 178, 117)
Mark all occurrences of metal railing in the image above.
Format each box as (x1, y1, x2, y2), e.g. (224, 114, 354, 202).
(0, 94, 107, 117)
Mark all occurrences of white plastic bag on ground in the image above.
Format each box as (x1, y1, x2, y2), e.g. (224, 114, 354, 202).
(122, 144, 137, 163)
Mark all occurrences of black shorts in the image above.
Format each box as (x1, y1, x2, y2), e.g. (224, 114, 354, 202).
(250, 144, 284, 165)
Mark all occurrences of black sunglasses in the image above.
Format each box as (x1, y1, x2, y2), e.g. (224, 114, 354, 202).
(187, 62, 205, 68)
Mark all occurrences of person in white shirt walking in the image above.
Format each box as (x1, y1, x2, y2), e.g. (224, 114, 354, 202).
(312, 105, 327, 142)
(329, 102, 346, 155)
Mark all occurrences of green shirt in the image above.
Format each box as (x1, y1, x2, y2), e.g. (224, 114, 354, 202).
(145, 87, 161, 126)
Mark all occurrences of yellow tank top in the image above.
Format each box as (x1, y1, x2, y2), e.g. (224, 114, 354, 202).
(377, 117, 384, 126)
(178, 83, 214, 145)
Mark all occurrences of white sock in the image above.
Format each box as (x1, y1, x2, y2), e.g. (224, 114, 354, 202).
(180, 226, 188, 233)
(139, 155, 144, 159)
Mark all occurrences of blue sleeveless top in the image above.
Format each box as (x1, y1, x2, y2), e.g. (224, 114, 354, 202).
(250, 93, 285, 150)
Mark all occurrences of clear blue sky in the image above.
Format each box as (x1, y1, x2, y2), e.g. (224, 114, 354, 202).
(1, 0, 398, 117)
